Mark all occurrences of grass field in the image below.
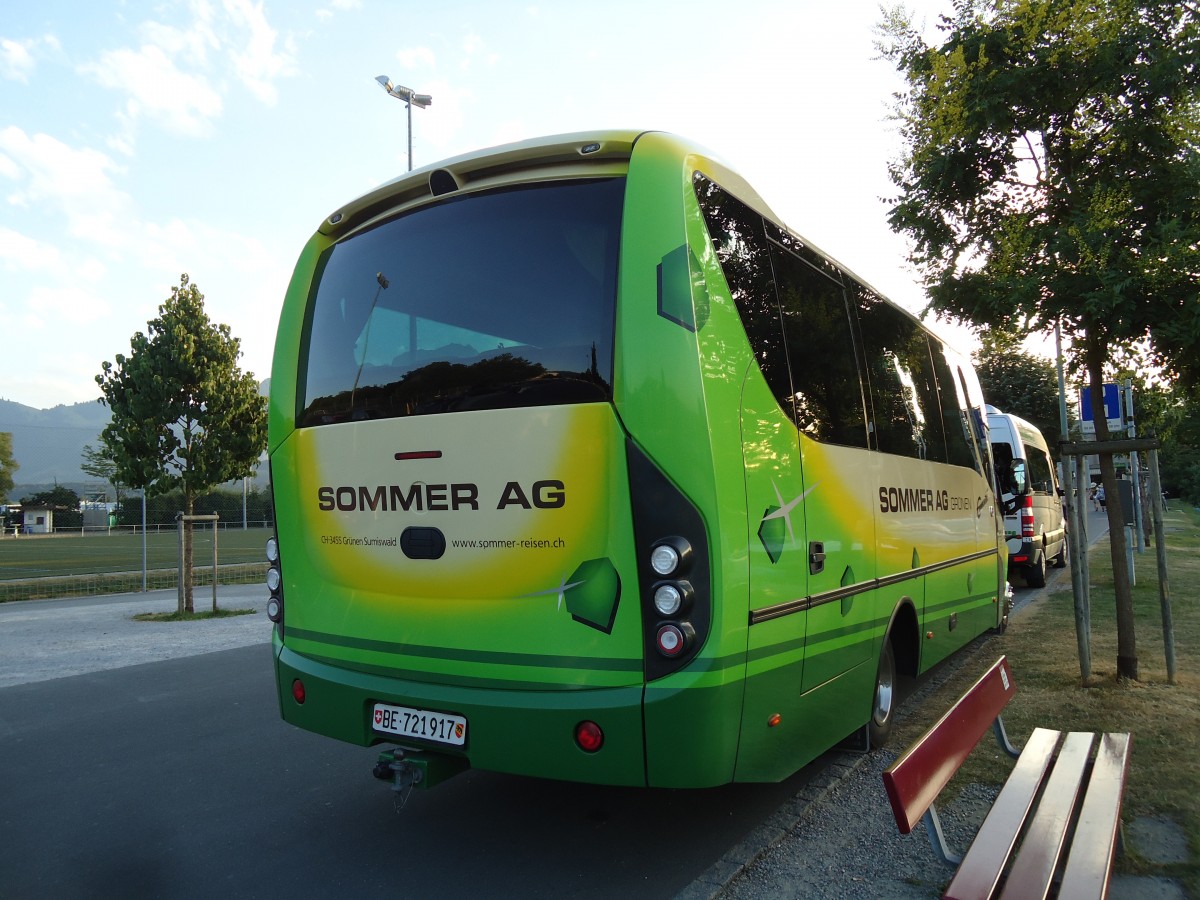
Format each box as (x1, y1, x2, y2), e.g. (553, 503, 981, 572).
(0, 527, 272, 581)
(891, 504, 1200, 895)
(0, 528, 272, 601)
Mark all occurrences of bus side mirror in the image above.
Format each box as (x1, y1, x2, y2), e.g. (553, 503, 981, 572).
(1010, 458, 1029, 497)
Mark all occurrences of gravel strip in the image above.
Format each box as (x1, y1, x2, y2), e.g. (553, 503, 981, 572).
(677, 642, 994, 900)
(680, 513, 1186, 900)
(0, 584, 271, 688)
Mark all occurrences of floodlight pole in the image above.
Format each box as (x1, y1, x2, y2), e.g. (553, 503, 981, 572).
(375, 75, 432, 172)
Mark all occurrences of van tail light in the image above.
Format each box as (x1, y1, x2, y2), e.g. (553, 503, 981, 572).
(1020, 495, 1035, 538)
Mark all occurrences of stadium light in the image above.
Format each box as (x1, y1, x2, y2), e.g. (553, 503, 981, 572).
(375, 75, 432, 172)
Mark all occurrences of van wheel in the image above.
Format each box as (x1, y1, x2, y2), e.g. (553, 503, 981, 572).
(1026, 553, 1047, 588)
(1053, 539, 1068, 569)
(869, 640, 897, 748)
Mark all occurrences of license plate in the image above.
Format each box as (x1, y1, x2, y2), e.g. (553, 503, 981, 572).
(371, 702, 467, 747)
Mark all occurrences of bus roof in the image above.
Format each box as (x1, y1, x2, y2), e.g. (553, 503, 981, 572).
(316, 130, 774, 242)
(312, 129, 935, 349)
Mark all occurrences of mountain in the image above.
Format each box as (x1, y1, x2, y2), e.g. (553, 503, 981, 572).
(1, 382, 272, 498)
(0, 399, 110, 490)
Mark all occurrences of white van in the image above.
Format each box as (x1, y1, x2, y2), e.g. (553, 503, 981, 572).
(987, 406, 1068, 587)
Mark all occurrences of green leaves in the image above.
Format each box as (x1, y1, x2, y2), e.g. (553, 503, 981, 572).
(95, 273, 267, 501)
(0, 432, 17, 503)
(879, 0, 1200, 387)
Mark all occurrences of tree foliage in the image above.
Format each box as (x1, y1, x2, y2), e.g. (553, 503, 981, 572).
(0, 431, 16, 503)
(81, 438, 125, 509)
(880, 0, 1200, 386)
(116, 487, 275, 528)
(1130, 378, 1200, 503)
(879, 0, 1200, 680)
(96, 273, 267, 611)
(974, 331, 1064, 447)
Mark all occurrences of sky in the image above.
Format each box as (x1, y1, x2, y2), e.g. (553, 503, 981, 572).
(1, 0, 956, 411)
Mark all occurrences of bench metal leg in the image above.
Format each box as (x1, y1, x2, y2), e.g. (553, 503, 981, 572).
(993, 715, 1020, 759)
(922, 804, 962, 867)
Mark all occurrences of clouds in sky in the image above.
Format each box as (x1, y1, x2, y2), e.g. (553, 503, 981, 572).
(1, 1, 308, 407)
(1, 1, 953, 410)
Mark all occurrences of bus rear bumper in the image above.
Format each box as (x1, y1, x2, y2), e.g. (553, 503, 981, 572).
(273, 638, 649, 787)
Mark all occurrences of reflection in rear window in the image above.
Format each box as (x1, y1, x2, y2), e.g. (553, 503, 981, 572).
(299, 178, 624, 426)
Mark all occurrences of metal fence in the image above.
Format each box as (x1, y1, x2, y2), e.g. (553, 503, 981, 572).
(0, 563, 268, 603)
(0, 526, 272, 603)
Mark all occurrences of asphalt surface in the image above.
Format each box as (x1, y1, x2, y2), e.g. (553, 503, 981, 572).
(0, 583, 822, 899)
(6, 507, 1179, 900)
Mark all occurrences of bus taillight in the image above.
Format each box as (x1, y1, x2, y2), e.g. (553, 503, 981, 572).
(628, 444, 712, 680)
(574, 721, 604, 753)
(655, 622, 695, 658)
(266, 535, 284, 625)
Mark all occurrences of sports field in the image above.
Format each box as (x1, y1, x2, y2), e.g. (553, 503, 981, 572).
(0, 528, 272, 582)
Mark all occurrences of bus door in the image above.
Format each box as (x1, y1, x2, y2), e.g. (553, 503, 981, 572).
(767, 237, 876, 698)
(736, 361, 813, 781)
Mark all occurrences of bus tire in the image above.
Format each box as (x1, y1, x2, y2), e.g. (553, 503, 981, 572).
(869, 640, 897, 749)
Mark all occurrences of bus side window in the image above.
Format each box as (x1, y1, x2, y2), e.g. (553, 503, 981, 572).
(955, 365, 991, 476)
(930, 344, 982, 472)
(769, 242, 868, 448)
(854, 289, 945, 462)
(693, 175, 795, 422)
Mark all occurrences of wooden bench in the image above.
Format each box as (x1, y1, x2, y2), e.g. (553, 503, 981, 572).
(881, 656, 1132, 900)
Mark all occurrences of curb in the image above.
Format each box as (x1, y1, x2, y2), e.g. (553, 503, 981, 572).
(674, 750, 870, 900)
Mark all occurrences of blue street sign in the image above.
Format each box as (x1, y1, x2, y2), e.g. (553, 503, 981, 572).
(1080, 383, 1123, 434)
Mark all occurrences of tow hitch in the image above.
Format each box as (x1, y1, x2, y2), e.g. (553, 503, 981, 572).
(372, 748, 468, 793)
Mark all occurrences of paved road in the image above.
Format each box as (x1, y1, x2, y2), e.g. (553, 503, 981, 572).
(0, 585, 830, 899)
(0, 512, 1116, 899)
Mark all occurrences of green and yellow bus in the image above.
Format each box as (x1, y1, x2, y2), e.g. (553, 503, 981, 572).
(266, 131, 1007, 790)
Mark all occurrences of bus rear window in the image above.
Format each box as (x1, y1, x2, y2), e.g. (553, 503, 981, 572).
(299, 179, 623, 426)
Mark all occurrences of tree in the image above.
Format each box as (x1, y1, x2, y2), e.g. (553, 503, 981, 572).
(81, 438, 125, 513)
(97, 273, 267, 612)
(879, 0, 1200, 680)
(974, 330, 1064, 447)
(0, 432, 16, 503)
(1137, 380, 1200, 504)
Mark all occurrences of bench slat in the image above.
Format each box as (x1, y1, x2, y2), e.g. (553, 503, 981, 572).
(997, 731, 1095, 900)
(883, 657, 1016, 834)
(942, 727, 1061, 900)
(1057, 732, 1133, 900)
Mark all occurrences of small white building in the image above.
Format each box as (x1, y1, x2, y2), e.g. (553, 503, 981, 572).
(22, 504, 59, 534)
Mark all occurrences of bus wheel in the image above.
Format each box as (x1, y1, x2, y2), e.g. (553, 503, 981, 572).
(869, 640, 897, 748)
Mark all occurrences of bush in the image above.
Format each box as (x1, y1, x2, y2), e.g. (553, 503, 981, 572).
(117, 487, 273, 528)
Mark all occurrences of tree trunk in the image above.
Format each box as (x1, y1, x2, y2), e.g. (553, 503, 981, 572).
(183, 490, 195, 614)
(1087, 345, 1138, 680)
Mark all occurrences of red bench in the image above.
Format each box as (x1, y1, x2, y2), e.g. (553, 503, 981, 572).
(881, 656, 1132, 899)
